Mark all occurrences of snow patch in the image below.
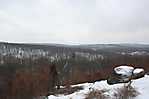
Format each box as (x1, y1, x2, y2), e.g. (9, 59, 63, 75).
(133, 68, 144, 74)
(48, 75, 149, 99)
(114, 66, 134, 76)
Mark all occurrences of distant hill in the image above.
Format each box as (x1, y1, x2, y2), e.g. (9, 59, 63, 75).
(0, 42, 149, 71)
(0, 42, 149, 61)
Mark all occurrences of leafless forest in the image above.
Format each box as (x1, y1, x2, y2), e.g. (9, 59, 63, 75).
(0, 42, 149, 99)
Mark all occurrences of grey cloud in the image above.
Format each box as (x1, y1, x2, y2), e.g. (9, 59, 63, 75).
(0, 0, 149, 44)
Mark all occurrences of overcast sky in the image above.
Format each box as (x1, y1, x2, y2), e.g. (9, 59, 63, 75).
(0, 0, 149, 44)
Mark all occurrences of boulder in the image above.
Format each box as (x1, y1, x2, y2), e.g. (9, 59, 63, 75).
(107, 66, 145, 85)
(114, 66, 134, 77)
(133, 68, 145, 79)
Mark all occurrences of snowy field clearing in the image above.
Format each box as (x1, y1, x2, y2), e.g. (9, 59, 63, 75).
(48, 75, 149, 99)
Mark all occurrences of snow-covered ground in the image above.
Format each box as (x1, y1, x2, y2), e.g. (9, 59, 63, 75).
(133, 75, 149, 99)
(48, 75, 149, 99)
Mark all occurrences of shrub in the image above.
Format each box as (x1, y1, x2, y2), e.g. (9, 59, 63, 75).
(114, 85, 139, 99)
(85, 89, 108, 99)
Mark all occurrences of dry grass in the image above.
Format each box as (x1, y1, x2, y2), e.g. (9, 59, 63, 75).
(85, 89, 108, 99)
(48, 86, 83, 95)
(114, 85, 139, 99)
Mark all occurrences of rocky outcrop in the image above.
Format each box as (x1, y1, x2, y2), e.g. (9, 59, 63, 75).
(107, 66, 145, 85)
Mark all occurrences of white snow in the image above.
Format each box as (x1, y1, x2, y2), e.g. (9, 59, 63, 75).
(48, 75, 149, 99)
(130, 51, 147, 56)
(133, 68, 144, 74)
(132, 75, 149, 99)
(114, 66, 134, 76)
(119, 51, 149, 56)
